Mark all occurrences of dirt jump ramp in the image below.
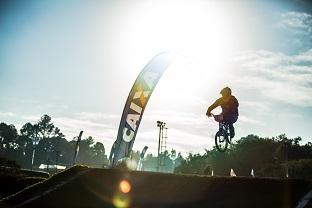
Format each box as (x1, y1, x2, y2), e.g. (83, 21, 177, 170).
(1, 166, 311, 208)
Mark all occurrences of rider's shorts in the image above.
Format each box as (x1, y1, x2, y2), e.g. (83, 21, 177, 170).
(223, 114, 238, 124)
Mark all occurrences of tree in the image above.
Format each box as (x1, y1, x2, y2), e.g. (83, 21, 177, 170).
(174, 153, 208, 174)
(38, 115, 55, 139)
(92, 142, 108, 167)
(75, 136, 95, 165)
(143, 153, 158, 171)
(0, 123, 18, 155)
(14, 135, 33, 167)
(174, 134, 312, 178)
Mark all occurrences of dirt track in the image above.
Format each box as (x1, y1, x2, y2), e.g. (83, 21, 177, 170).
(1, 166, 311, 208)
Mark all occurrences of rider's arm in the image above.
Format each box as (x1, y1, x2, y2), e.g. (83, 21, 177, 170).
(206, 98, 221, 115)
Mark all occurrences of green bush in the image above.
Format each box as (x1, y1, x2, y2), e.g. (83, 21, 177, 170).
(288, 159, 312, 179)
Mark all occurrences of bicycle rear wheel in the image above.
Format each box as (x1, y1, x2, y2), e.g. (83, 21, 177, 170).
(215, 130, 228, 152)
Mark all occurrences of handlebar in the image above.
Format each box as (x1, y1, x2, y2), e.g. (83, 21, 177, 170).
(208, 113, 223, 122)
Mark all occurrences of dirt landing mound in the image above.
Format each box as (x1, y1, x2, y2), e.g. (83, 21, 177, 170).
(1, 166, 311, 208)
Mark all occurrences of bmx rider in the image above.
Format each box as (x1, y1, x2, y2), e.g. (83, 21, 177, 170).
(206, 87, 239, 138)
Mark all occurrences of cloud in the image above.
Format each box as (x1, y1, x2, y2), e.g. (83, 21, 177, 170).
(239, 100, 271, 111)
(52, 112, 120, 150)
(0, 111, 119, 152)
(135, 127, 213, 156)
(76, 112, 120, 121)
(238, 115, 264, 126)
(51, 110, 217, 156)
(0, 112, 41, 130)
(278, 12, 312, 33)
(276, 11, 312, 49)
(144, 110, 209, 127)
(230, 49, 312, 107)
(131, 109, 217, 155)
(0, 112, 16, 118)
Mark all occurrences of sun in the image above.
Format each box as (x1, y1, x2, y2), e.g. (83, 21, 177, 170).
(113, 0, 233, 95)
(117, 0, 232, 63)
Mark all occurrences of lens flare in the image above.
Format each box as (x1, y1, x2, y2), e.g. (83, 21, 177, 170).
(119, 180, 131, 194)
(112, 194, 130, 208)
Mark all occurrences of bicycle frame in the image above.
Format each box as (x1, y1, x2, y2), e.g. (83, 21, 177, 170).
(219, 122, 230, 135)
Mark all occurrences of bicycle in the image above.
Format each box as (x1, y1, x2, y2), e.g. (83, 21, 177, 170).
(211, 113, 232, 152)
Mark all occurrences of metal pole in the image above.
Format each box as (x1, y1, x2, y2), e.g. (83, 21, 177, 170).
(31, 126, 39, 170)
(31, 148, 35, 170)
(285, 142, 289, 178)
(157, 122, 162, 171)
(73, 131, 83, 166)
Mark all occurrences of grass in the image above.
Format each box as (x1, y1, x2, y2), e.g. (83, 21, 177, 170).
(0, 167, 311, 208)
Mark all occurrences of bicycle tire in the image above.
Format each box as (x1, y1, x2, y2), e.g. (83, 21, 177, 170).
(215, 130, 228, 152)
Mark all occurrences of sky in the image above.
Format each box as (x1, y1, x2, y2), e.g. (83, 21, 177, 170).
(0, 0, 312, 156)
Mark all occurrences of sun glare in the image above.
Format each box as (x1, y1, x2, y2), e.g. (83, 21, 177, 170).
(117, 0, 232, 65)
(113, 0, 234, 99)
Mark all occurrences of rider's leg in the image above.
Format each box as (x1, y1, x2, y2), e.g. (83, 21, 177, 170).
(223, 114, 237, 139)
(230, 115, 238, 139)
(229, 124, 235, 138)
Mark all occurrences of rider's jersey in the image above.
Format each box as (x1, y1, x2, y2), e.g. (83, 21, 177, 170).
(216, 95, 239, 117)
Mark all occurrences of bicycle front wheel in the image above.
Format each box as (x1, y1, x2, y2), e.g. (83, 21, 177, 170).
(215, 131, 228, 152)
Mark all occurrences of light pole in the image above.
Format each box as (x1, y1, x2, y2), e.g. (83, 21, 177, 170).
(157, 121, 166, 172)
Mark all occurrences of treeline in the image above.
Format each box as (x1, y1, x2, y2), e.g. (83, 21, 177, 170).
(0, 114, 182, 172)
(175, 134, 312, 179)
(1, 115, 312, 179)
(0, 115, 108, 169)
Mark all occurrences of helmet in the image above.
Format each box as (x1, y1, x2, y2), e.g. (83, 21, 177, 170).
(220, 87, 232, 96)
